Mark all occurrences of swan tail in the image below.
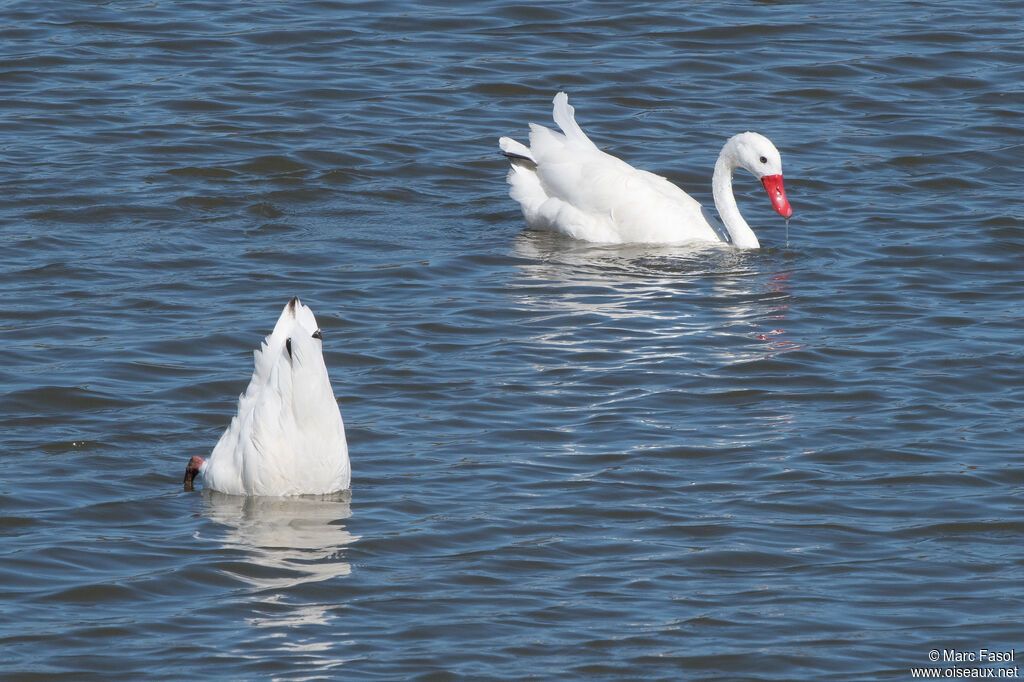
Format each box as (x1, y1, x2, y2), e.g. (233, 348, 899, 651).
(552, 92, 597, 149)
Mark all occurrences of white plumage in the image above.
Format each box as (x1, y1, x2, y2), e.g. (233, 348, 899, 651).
(184, 297, 350, 496)
(499, 92, 793, 248)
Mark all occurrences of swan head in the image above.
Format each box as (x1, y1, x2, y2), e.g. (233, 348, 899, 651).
(183, 455, 206, 491)
(725, 132, 793, 219)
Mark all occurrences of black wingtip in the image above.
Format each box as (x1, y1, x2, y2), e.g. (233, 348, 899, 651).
(499, 149, 533, 162)
(500, 150, 537, 171)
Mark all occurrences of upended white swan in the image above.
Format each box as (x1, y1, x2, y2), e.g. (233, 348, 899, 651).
(184, 297, 350, 496)
(499, 92, 793, 248)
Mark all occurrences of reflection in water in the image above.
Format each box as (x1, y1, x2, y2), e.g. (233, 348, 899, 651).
(200, 491, 358, 628)
(506, 231, 803, 442)
(753, 271, 803, 354)
(509, 231, 801, 362)
(511, 230, 738, 290)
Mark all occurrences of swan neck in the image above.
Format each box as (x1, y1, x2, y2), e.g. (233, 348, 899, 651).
(713, 152, 760, 249)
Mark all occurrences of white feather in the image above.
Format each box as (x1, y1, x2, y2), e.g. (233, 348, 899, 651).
(201, 297, 350, 496)
(499, 92, 792, 248)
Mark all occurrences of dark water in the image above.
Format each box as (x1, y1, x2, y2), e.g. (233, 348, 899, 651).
(2, 1, 1023, 679)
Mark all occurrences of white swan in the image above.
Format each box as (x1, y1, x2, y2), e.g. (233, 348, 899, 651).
(499, 92, 793, 248)
(184, 297, 350, 496)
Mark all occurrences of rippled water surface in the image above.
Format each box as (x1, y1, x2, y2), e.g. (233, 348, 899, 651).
(2, 1, 1023, 679)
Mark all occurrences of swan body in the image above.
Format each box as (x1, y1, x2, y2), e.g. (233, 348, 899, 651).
(184, 297, 350, 496)
(499, 92, 793, 248)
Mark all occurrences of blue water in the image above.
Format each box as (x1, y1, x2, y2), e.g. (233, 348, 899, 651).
(2, 1, 1022, 679)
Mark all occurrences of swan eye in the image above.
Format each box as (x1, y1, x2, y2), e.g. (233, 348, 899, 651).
(312, 329, 322, 340)
(759, 156, 768, 164)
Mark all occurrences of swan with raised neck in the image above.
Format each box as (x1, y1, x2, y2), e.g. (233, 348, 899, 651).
(499, 92, 793, 247)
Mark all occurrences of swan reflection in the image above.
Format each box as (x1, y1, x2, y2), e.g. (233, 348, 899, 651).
(509, 231, 801, 362)
(506, 232, 802, 442)
(200, 491, 358, 627)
